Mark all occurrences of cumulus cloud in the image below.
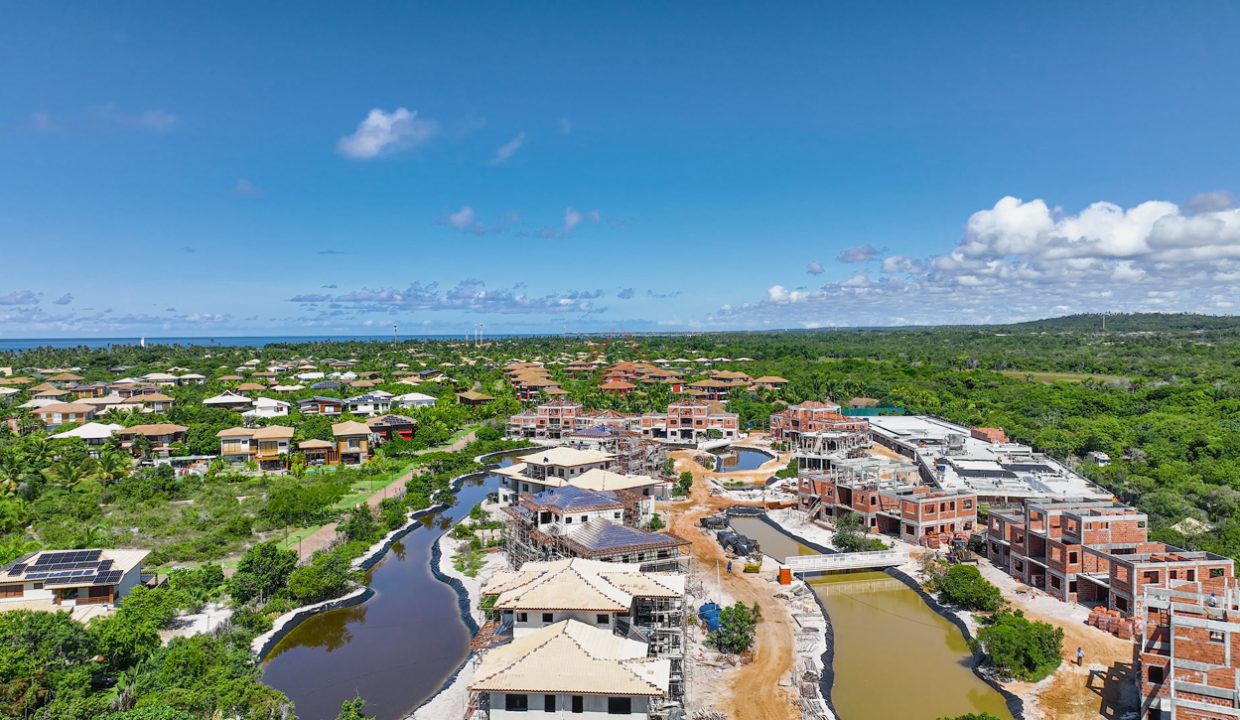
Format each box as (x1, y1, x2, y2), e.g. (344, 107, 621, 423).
(337, 107, 437, 159)
(444, 206, 519, 235)
(617, 288, 635, 300)
(710, 195, 1240, 328)
(290, 280, 606, 316)
(52, 293, 73, 305)
(1186, 190, 1236, 213)
(837, 244, 882, 263)
(0, 290, 38, 306)
(490, 132, 526, 164)
(233, 179, 263, 197)
(448, 205, 478, 231)
(807, 261, 824, 275)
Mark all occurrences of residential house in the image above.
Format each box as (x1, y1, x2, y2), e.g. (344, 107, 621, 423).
(217, 425, 294, 471)
(0, 548, 149, 610)
(126, 392, 175, 413)
(367, 414, 417, 442)
(468, 620, 671, 719)
(495, 447, 616, 505)
(116, 424, 189, 458)
(33, 402, 97, 429)
(177, 373, 206, 385)
(142, 372, 180, 387)
(345, 393, 392, 416)
(508, 400, 590, 440)
(49, 422, 123, 457)
(243, 397, 291, 419)
(392, 392, 437, 408)
(202, 390, 254, 412)
(750, 375, 789, 391)
(332, 421, 372, 465)
(45, 372, 85, 388)
(457, 391, 495, 407)
(639, 400, 739, 442)
(298, 439, 336, 465)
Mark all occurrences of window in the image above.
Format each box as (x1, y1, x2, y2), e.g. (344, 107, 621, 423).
(1210, 630, 1225, 643)
(1211, 568, 1226, 578)
(545, 695, 556, 712)
(565, 516, 572, 524)
(597, 613, 609, 624)
(542, 613, 553, 623)
(614, 512, 622, 519)
(1069, 551, 1079, 564)
(1148, 665, 1164, 683)
(607, 697, 632, 714)
(505, 694, 529, 712)
(516, 612, 528, 622)
(0, 585, 22, 599)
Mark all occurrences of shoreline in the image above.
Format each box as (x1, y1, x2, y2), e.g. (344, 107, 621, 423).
(755, 508, 1028, 720)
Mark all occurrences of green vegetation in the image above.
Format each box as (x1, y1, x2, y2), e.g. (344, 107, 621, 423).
(832, 512, 887, 552)
(646, 513, 665, 531)
(711, 601, 761, 654)
(973, 609, 1064, 682)
(334, 698, 375, 720)
(930, 565, 1003, 612)
(673, 471, 694, 497)
(937, 714, 1004, 720)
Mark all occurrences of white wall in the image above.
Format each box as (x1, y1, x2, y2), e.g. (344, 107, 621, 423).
(487, 692, 650, 719)
(512, 610, 619, 638)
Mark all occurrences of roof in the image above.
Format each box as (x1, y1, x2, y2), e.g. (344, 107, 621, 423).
(46, 372, 85, 382)
(216, 427, 254, 438)
(1, 548, 149, 589)
(298, 439, 334, 449)
(331, 420, 372, 437)
(484, 558, 683, 612)
(252, 425, 295, 440)
(599, 381, 636, 390)
(117, 423, 188, 436)
(567, 518, 689, 555)
(469, 620, 669, 697)
(127, 393, 174, 403)
(366, 414, 416, 429)
(519, 446, 613, 468)
(235, 382, 266, 391)
(50, 422, 123, 440)
(203, 391, 253, 405)
(571, 468, 662, 493)
(457, 390, 495, 401)
(34, 402, 96, 414)
(753, 375, 789, 383)
(524, 486, 625, 513)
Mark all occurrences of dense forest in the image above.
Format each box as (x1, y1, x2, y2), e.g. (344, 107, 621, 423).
(1, 312, 1238, 718)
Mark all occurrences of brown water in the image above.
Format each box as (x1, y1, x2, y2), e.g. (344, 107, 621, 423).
(729, 517, 1013, 720)
(262, 462, 507, 720)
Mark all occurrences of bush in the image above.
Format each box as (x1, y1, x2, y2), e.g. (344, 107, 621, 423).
(673, 471, 694, 497)
(832, 512, 887, 552)
(974, 609, 1064, 681)
(935, 565, 1003, 612)
(647, 513, 665, 531)
(230, 542, 297, 605)
(711, 601, 759, 653)
(937, 714, 1004, 720)
(285, 549, 356, 604)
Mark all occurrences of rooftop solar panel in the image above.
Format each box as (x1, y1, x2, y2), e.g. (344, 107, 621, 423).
(7, 564, 26, 576)
(32, 550, 101, 566)
(93, 571, 123, 585)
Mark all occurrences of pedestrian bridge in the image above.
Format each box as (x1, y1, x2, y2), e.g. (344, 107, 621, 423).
(784, 549, 907, 573)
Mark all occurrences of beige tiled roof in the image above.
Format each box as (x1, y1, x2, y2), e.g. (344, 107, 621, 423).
(252, 425, 294, 440)
(571, 468, 661, 493)
(298, 439, 333, 449)
(331, 420, 372, 436)
(484, 558, 683, 612)
(118, 423, 187, 436)
(216, 427, 254, 438)
(519, 446, 613, 468)
(469, 620, 669, 696)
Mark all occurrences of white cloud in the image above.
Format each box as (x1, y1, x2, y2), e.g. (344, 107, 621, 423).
(491, 132, 527, 164)
(449, 206, 477, 230)
(337, 107, 437, 159)
(290, 279, 605, 316)
(711, 195, 1240, 328)
(1186, 190, 1236, 213)
(0, 290, 38, 306)
(807, 261, 824, 275)
(52, 293, 73, 305)
(837, 244, 882, 263)
(564, 208, 584, 232)
(559, 118, 573, 134)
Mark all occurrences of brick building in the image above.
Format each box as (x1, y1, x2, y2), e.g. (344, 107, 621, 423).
(1140, 578, 1240, 720)
(639, 400, 739, 442)
(987, 499, 1233, 616)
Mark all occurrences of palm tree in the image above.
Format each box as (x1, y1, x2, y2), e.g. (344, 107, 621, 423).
(76, 525, 112, 549)
(42, 457, 97, 492)
(95, 451, 132, 484)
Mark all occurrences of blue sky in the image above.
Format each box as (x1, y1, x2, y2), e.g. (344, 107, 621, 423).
(3, 3, 1239, 337)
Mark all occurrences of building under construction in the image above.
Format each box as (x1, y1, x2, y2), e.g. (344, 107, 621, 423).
(502, 486, 691, 574)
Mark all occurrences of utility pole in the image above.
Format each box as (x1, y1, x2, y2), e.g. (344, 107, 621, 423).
(392, 322, 398, 344)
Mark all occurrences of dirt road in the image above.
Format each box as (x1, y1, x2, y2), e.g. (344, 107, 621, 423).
(665, 447, 798, 720)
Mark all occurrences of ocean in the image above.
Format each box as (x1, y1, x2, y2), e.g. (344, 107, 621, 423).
(0, 334, 515, 352)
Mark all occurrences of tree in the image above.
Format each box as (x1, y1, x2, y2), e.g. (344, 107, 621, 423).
(934, 565, 1003, 612)
(646, 513, 665, 531)
(286, 550, 355, 604)
(711, 601, 758, 654)
(974, 610, 1064, 682)
(335, 697, 375, 720)
(230, 542, 297, 605)
(674, 471, 694, 497)
(340, 504, 381, 543)
(832, 512, 887, 552)
(937, 714, 1003, 720)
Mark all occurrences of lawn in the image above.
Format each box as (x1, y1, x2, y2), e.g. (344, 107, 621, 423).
(998, 370, 1128, 384)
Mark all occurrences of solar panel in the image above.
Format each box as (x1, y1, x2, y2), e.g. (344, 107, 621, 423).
(7, 564, 26, 576)
(32, 550, 101, 566)
(94, 571, 122, 585)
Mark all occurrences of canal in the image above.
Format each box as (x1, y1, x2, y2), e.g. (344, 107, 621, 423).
(729, 517, 1013, 720)
(262, 459, 511, 720)
(711, 446, 776, 472)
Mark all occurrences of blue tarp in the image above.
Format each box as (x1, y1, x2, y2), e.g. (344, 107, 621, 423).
(698, 601, 721, 632)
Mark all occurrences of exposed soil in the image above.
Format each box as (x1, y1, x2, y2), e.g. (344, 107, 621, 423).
(665, 444, 799, 720)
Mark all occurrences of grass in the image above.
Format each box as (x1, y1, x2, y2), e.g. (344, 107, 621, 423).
(998, 370, 1128, 384)
(452, 544, 486, 577)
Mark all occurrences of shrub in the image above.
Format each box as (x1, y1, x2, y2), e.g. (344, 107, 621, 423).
(974, 609, 1064, 681)
(935, 565, 1003, 612)
(285, 549, 356, 604)
(711, 601, 759, 653)
(647, 513, 665, 531)
(230, 542, 297, 605)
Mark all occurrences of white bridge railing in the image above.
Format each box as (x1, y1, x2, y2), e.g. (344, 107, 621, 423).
(785, 549, 907, 573)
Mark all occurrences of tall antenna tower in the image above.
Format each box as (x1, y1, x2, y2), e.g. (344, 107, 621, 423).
(392, 322, 398, 344)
